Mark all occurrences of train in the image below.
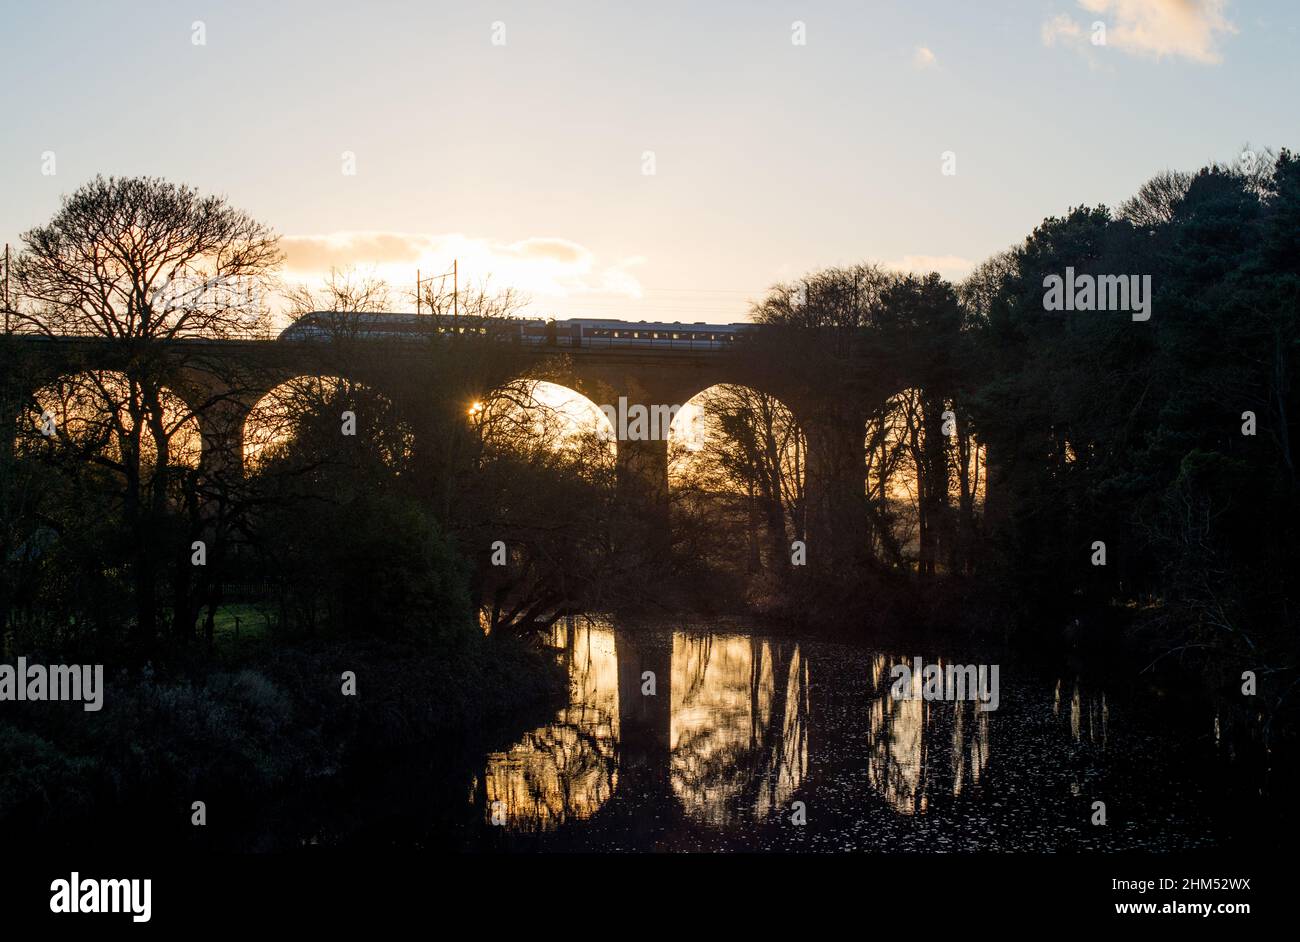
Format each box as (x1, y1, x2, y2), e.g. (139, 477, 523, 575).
(278, 312, 756, 350)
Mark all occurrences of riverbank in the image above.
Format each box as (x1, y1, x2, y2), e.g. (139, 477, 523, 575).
(0, 631, 567, 849)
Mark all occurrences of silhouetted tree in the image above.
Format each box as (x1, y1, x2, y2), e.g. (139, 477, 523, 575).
(12, 175, 281, 648)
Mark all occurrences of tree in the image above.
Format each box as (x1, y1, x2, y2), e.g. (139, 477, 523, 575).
(961, 149, 1300, 719)
(16, 175, 280, 341)
(469, 381, 618, 635)
(670, 385, 805, 579)
(283, 266, 393, 340)
(879, 274, 967, 576)
(1116, 169, 1193, 229)
(13, 175, 282, 647)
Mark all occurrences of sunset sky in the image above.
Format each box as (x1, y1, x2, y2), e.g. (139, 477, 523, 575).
(2, 0, 1296, 325)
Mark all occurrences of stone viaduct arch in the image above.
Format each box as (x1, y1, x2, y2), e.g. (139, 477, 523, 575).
(1, 333, 978, 575)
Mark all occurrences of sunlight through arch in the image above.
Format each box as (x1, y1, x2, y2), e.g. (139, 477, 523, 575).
(479, 379, 616, 461)
(242, 374, 401, 471)
(865, 388, 987, 573)
(666, 383, 806, 578)
(26, 370, 202, 469)
(666, 384, 805, 489)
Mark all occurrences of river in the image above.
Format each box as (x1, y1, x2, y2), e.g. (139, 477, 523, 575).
(445, 617, 1271, 852)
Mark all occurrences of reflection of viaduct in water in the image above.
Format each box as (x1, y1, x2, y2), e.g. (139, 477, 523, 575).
(4, 331, 1001, 571)
(480, 624, 1003, 835)
(481, 621, 810, 834)
(864, 654, 993, 815)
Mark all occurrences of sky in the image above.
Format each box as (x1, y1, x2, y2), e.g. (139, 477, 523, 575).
(1, 0, 1297, 325)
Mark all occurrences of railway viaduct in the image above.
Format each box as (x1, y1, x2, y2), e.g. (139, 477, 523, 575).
(0, 328, 952, 572)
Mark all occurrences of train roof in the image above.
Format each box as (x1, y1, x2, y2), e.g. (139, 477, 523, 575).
(279, 311, 756, 339)
(564, 318, 755, 329)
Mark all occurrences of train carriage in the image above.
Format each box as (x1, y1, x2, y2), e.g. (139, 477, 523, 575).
(279, 313, 755, 350)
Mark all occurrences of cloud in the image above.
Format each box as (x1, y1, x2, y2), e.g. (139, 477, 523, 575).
(282, 232, 433, 270)
(506, 237, 589, 266)
(1041, 13, 1083, 47)
(280, 231, 644, 301)
(1042, 0, 1236, 64)
(885, 255, 976, 280)
(912, 45, 937, 68)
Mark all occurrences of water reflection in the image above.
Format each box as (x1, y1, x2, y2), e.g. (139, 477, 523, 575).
(864, 654, 992, 814)
(671, 634, 809, 823)
(485, 623, 1003, 829)
(1053, 677, 1109, 746)
(483, 621, 1001, 830)
(472, 622, 1264, 851)
(482, 623, 619, 830)
(483, 619, 809, 831)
